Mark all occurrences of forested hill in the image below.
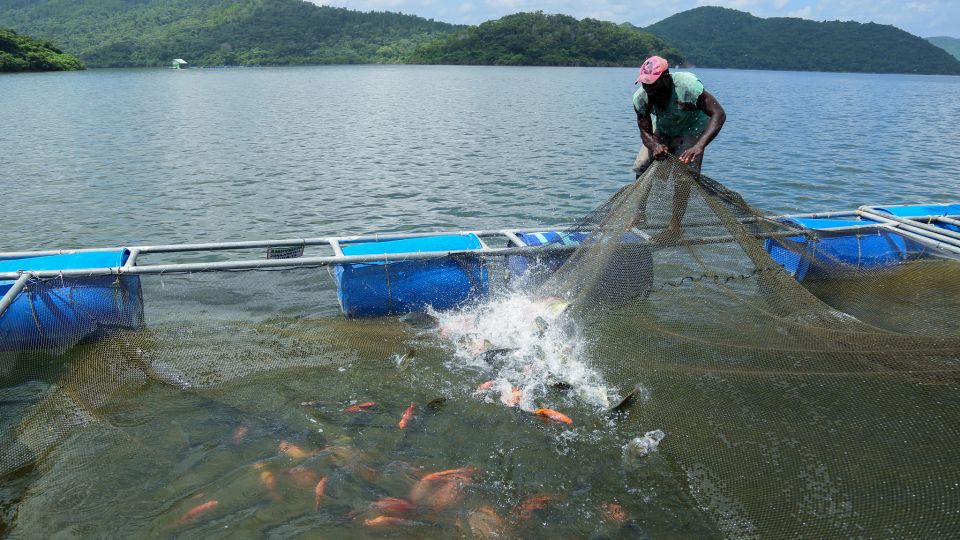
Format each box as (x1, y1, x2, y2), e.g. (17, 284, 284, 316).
(410, 12, 682, 67)
(0, 0, 460, 67)
(927, 36, 960, 60)
(645, 7, 960, 75)
(0, 27, 83, 71)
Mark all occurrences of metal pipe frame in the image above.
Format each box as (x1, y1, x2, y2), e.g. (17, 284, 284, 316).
(0, 205, 956, 282)
(861, 207, 960, 243)
(936, 216, 960, 227)
(0, 273, 33, 320)
(0, 226, 819, 282)
(857, 208, 960, 248)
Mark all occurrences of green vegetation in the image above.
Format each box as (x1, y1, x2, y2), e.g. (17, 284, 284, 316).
(409, 12, 682, 67)
(0, 26, 83, 71)
(645, 7, 960, 75)
(927, 36, 960, 60)
(0, 1, 957, 75)
(0, 0, 460, 67)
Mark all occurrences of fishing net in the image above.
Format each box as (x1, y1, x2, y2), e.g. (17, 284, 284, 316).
(1, 155, 959, 537)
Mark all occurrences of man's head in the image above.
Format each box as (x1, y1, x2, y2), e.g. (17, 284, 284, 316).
(636, 56, 671, 97)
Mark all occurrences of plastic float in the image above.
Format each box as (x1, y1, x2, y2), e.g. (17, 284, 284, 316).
(764, 204, 960, 281)
(0, 203, 957, 350)
(0, 250, 144, 351)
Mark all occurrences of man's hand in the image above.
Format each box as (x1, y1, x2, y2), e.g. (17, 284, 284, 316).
(679, 144, 704, 164)
(651, 141, 669, 160)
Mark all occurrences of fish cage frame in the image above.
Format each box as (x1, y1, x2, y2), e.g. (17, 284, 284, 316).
(1, 207, 959, 320)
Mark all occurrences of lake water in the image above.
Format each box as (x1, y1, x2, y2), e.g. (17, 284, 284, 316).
(1, 65, 958, 250)
(1, 66, 959, 538)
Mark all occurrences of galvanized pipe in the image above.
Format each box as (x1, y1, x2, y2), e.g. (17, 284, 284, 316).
(857, 208, 960, 247)
(865, 221, 960, 255)
(0, 244, 580, 281)
(934, 216, 960, 227)
(0, 273, 32, 320)
(2, 208, 955, 261)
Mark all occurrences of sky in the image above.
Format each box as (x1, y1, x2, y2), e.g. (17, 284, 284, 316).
(312, 0, 960, 38)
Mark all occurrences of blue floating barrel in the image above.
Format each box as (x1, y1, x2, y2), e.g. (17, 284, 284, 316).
(506, 231, 653, 305)
(332, 234, 487, 317)
(506, 231, 588, 278)
(0, 250, 144, 351)
(764, 217, 927, 282)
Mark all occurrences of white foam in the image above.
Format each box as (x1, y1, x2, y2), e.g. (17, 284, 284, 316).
(432, 294, 617, 413)
(622, 429, 666, 461)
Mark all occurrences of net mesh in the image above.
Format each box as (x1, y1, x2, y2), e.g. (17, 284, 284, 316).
(2, 156, 958, 537)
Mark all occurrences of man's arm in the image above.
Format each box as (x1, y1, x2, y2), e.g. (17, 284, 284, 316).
(637, 111, 668, 160)
(678, 90, 726, 164)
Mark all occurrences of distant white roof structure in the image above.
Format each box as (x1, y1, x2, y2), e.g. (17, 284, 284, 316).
(172, 59, 188, 65)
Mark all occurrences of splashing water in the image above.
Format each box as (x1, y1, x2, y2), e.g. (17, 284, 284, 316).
(431, 293, 620, 414)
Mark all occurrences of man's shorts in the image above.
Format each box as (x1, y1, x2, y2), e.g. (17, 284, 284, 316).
(632, 133, 704, 176)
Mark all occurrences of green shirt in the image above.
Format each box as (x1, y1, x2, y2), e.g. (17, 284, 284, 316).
(632, 72, 710, 138)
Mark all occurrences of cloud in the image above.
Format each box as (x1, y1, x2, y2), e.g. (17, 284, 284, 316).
(309, 0, 959, 37)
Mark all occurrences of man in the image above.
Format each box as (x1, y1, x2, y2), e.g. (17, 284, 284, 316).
(632, 56, 726, 242)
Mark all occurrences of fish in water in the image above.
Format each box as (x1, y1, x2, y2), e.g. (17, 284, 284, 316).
(513, 495, 554, 521)
(254, 462, 282, 500)
(410, 467, 479, 514)
(462, 506, 509, 539)
(279, 440, 317, 460)
(286, 464, 319, 489)
(395, 348, 415, 371)
(345, 401, 377, 413)
(426, 397, 447, 410)
(364, 515, 427, 527)
(314, 476, 328, 511)
(176, 499, 218, 526)
(608, 384, 646, 415)
(600, 501, 627, 523)
(533, 408, 573, 425)
(369, 496, 415, 517)
(474, 348, 516, 368)
(398, 402, 416, 430)
(500, 386, 522, 408)
(474, 380, 496, 395)
(231, 425, 249, 444)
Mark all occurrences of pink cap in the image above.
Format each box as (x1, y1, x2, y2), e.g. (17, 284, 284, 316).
(635, 56, 669, 84)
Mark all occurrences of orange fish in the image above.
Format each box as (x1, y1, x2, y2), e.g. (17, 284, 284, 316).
(254, 464, 282, 501)
(370, 497, 415, 517)
(398, 402, 416, 430)
(463, 506, 508, 539)
(176, 499, 218, 525)
(500, 387, 522, 407)
(279, 440, 317, 460)
(364, 515, 424, 527)
(474, 380, 495, 395)
(314, 476, 328, 511)
(533, 408, 573, 425)
(427, 475, 470, 513)
(419, 466, 480, 483)
(345, 401, 377, 413)
(286, 465, 319, 488)
(231, 425, 249, 444)
(514, 495, 554, 521)
(410, 467, 479, 508)
(600, 501, 626, 523)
